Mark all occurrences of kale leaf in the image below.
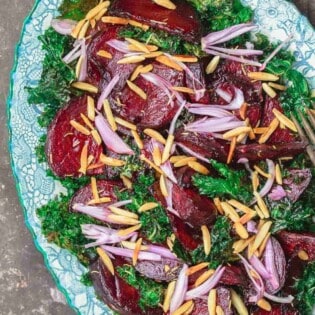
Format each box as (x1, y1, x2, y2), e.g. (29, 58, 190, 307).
(117, 174, 173, 243)
(37, 194, 99, 265)
(193, 159, 252, 203)
(35, 134, 47, 163)
(58, 0, 99, 20)
(117, 264, 165, 310)
(80, 272, 93, 286)
(294, 261, 315, 315)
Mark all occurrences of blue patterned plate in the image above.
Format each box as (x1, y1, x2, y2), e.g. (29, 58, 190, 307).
(7, 0, 315, 314)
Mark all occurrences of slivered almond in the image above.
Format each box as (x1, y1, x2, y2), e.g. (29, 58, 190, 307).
(126, 37, 150, 53)
(231, 289, 248, 315)
(248, 72, 279, 81)
(103, 99, 117, 131)
(272, 108, 297, 132)
(223, 127, 251, 139)
(257, 299, 271, 311)
(130, 65, 144, 81)
(117, 55, 146, 65)
(172, 300, 194, 315)
(117, 224, 142, 237)
(227, 199, 253, 214)
(127, 80, 147, 100)
(114, 117, 137, 130)
(174, 157, 197, 167)
(206, 56, 220, 74)
(188, 161, 210, 175)
(262, 83, 277, 98)
(97, 247, 115, 275)
(79, 142, 89, 174)
(143, 51, 164, 58)
(144, 44, 159, 52)
(162, 134, 175, 163)
(101, 16, 129, 25)
(258, 118, 279, 144)
(71, 19, 86, 38)
(72, 82, 98, 93)
(173, 55, 198, 63)
(252, 171, 259, 192)
(121, 241, 148, 251)
(171, 86, 195, 94)
(253, 127, 268, 134)
(216, 305, 224, 315)
(87, 197, 111, 205)
(227, 136, 237, 164)
(80, 113, 94, 130)
(221, 202, 240, 222)
(254, 165, 271, 179)
(107, 214, 140, 225)
(87, 154, 93, 165)
(233, 236, 254, 254)
(87, 96, 95, 121)
(163, 280, 176, 313)
(144, 128, 166, 144)
(91, 129, 102, 145)
(153, 146, 162, 166)
(97, 50, 112, 59)
(132, 238, 143, 265)
(170, 155, 189, 163)
(70, 120, 91, 135)
(258, 219, 266, 230)
(166, 237, 174, 251)
(156, 55, 183, 71)
(160, 175, 168, 197)
(239, 211, 257, 225)
(186, 262, 209, 276)
(253, 192, 270, 218)
(86, 1, 110, 20)
(234, 222, 249, 239)
(140, 154, 164, 175)
(153, 0, 176, 10)
(128, 19, 150, 31)
(275, 163, 283, 185)
(195, 269, 215, 287)
(131, 130, 144, 149)
(75, 55, 83, 78)
(250, 221, 272, 257)
(138, 202, 159, 212)
(201, 225, 211, 255)
(94, 7, 108, 21)
(268, 82, 286, 91)
(213, 198, 224, 215)
(78, 20, 90, 39)
(120, 174, 133, 189)
(298, 250, 309, 261)
(91, 177, 99, 200)
(258, 232, 271, 257)
(100, 154, 125, 167)
(140, 64, 154, 74)
(109, 206, 138, 219)
(207, 289, 216, 315)
(239, 102, 248, 120)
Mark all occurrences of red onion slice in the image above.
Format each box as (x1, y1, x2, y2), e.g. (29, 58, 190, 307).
(264, 239, 280, 291)
(216, 87, 233, 103)
(185, 265, 225, 299)
(249, 255, 271, 279)
(263, 292, 294, 304)
(147, 245, 178, 260)
(97, 74, 120, 110)
(170, 264, 189, 313)
(95, 114, 134, 155)
(187, 105, 233, 117)
(169, 101, 186, 135)
(73, 203, 111, 221)
(106, 39, 130, 53)
(176, 142, 210, 164)
(268, 185, 287, 201)
(78, 40, 87, 82)
(246, 220, 258, 233)
(208, 45, 263, 56)
(258, 159, 275, 198)
(109, 200, 132, 208)
(51, 18, 77, 35)
(63, 42, 82, 64)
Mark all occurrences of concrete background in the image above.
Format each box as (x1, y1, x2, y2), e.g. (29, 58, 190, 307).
(0, 1, 314, 314)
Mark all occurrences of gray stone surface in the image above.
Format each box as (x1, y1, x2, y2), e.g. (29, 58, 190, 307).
(0, 1, 313, 315)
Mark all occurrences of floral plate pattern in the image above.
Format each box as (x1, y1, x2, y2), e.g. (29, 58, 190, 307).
(7, 0, 315, 314)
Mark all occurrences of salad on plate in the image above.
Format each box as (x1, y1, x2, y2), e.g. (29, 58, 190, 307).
(26, 0, 315, 314)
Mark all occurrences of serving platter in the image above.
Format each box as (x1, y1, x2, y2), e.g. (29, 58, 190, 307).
(7, 0, 315, 314)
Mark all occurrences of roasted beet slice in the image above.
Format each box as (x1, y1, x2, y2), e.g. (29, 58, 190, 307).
(235, 103, 262, 128)
(191, 299, 208, 315)
(111, 62, 184, 128)
(216, 287, 233, 315)
(175, 130, 229, 162)
(135, 258, 182, 282)
(276, 231, 315, 261)
(46, 96, 103, 177)
(234, 141, 306, 162)
(172, 183, 217, 228)
(109, 0, 202, 43)
(175, 166, 197, 188)
(261, 96, 296, 144)
(220, 264, 248, 287)
(90, 258, 162, 315)
(70, 180, 123, 207)
(251, 304, 299, 315)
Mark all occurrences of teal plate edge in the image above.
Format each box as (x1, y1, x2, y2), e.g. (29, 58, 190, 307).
(6, 1, 315, 315)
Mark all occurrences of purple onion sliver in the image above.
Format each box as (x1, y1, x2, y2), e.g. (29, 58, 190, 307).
(161, 162, 178, 184)
(106, 39, 130, 53)
(188, 107, 233, 117)
(167, 206, 180, 217)
(208, 45, 263, 56)
(97, 74, 120, 109)
(165, 179, 173, 209)
(78, 40, 87, 82)
(63, 43, 82, 64)
(147, 245, 178, 260)
(264, 239, 280, 291)
(258, 159, 275, 198)
(51, 18, 77, 35)
(73, 203, 111, 221)
(169, 101, 186, 135)
(268, 185, 287, 201)
(176, 142, 210, 164)
(216, 87, 232, 103)
(110, 200, 133, 208)
(186, 118, 245, 133)
(263, 292, 294, 304)
(249, 255, 271, 279)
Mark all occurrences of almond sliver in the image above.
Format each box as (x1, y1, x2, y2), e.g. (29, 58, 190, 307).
(108, 206, 138, 219)
(101, 16, 129, 25)
(97, 247, 115, 275)
(208, 289, 216, 315)
(153, 0, 176, 10)
(127, 80, 147, 100)
(163, 281, 176, 313)
(272, 108, 297, 132)
(143, 128, 166, 144)
(97, 50, 113, 59)
(156, 55, 183, 71)
(132, 238, 143, 266)
(201, 225, 211, 255)
(138, 202, 159, 212)
(248, 72, 279, 81)
(117, 224, 142, 237)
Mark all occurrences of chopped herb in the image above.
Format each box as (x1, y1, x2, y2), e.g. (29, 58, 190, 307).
(37, 194, 99, 265)
(80, 272, 93, 286)
(294, 261, 315, 315)
(172, 239, 193, 262)
(117, 264, 165, 310)
(193, 159, 252, 203)
(58, 0, 99, 21)
(35, 134, 47, 163)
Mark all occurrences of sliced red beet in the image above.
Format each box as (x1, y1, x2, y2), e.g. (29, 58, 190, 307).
(109, 0, 202, 43)
(191, 299, 208, 315)
(251, 304, 299, 315)
(46, 96, 103, 178)
(111, 62, 184, 128)
(261, 96, 296, 144)
(172, 183, 217, 228)
(90, 258, 162, 315)
(70, 180, 123, 207)
(235, 103, 262, 128)
(276, 231, 315, 261)
(220, 264, 248, 287)
(216, 287, 233, 315)
(175, 166, 197, 188)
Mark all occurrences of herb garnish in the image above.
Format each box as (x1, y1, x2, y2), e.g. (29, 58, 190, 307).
(58, 0, 99, 21)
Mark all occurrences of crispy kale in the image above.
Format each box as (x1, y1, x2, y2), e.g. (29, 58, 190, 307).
(117, 264, 165, 310)
(58, 0, 99, 20)
(35, 134, 47, 163)
(193, 159, 252, 203)
(117, 174, 172, 243)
